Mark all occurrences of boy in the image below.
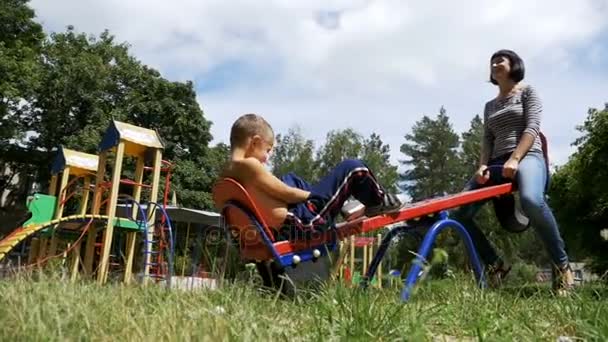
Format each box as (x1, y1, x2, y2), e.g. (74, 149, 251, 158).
(221, 113, 403, 238)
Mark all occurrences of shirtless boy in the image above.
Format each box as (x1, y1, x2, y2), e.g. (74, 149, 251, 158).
(221, 113, 403, 238)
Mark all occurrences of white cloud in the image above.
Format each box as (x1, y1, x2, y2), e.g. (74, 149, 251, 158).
(30, 0, 608, 168)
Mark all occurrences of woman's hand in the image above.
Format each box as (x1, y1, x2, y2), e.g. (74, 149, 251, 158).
(502, 157, 519, 179)
(475, 165, 490, 185)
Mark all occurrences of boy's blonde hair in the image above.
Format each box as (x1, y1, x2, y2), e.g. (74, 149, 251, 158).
(230, 114, 274, 149)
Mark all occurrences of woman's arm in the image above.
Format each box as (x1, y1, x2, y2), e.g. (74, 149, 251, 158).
(510, 133, 535, 162)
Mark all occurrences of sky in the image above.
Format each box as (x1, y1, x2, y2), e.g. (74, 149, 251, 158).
(29, 0, 608, 168)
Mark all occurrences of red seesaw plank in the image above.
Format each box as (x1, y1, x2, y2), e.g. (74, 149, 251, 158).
(271, 183, 514, 256)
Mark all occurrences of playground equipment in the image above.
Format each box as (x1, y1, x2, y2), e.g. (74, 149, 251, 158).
(213, 174, 517, 301)
(27, 147, 99, 265)
(337, 235, 384, 288)
(88, 120, 166, 284)
(0, 121, 175, 286)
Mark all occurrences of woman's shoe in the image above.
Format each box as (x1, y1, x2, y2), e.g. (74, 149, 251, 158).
(487, 259, 511, 289)
(552, 263, 575, 297)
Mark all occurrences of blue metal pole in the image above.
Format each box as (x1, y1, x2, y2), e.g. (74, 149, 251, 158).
(401, 211, 486, 301)
(360, 225, 410, 288)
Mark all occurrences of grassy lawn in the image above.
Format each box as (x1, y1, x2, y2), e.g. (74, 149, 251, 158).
(0, 273, 606, 341)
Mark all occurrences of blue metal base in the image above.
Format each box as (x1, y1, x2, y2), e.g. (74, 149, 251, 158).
(361, 211, 486, 302)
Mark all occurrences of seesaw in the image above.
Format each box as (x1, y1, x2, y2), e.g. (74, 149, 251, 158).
(212, 173, 526, 301)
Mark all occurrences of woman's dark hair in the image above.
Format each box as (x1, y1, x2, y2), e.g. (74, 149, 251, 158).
(489, 49, 525, 85)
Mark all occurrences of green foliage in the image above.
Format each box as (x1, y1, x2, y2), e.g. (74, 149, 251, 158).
(0, 0, 224, 210)
(459, 114, 484, 184)
(316, 129, 398, 191)
(315, 128, 364, 177)
(507, 262, 539, 284)
(30, 29, 125, 155)
(0, 0, 44, 145)
(170, 143, 230, 209)
(270, 126, 317, 182)
(361, 133, 399, 193)
(270, 127, 399, 192)
(396, 108, 463, 271)
(0, 0, 45, 208)
(25, 28, 218, 209)
(549, 104, 608, 275)
(400, 107, 461, 201)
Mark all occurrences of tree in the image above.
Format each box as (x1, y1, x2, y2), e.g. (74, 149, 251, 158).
(269, 126, 317, 182)
(28, 29, 121, 158)
(0, 0, 45, 204)
(399, 107, 461, 201)
(5, 25, 221, 210)
(315, 129, 399, 191)
(549, 104, 608, 275)
(0, 0, 44, 146)
(459, 115, 483, 184)
(361, 133, 399, 193)
(171, 143, 230, 209)
(315, 128, 364, 178)
(393, 109, 462, 274)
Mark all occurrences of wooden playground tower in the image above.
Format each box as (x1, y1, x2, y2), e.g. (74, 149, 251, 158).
(28, 147, 99, 265)
(13, 121, 167, 284)
(337, 234, 384, 288)
(84, 120, 165, 284)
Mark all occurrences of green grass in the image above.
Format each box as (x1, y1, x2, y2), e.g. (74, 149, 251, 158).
(0, 272, 607, 341)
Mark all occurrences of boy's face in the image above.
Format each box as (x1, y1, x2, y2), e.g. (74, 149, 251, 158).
(247, 132, 274, 164)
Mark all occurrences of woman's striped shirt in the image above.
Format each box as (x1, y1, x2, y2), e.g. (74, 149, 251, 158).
(483, 84, 543, 160)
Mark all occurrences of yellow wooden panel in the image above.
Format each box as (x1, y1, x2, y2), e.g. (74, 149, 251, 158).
(114, 121, 163, 149)
(123, 141, 147, 157)
(62, 148, 99, 172)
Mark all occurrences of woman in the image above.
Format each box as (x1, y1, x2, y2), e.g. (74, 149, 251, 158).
(458, 49, 574, 295)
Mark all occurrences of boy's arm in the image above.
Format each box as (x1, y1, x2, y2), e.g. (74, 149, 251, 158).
(243, 159, 310, 204)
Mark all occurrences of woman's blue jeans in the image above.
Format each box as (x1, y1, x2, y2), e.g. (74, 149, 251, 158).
(456, 152, 569, 268)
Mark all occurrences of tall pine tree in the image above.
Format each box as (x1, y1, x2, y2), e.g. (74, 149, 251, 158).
(393, 108, 461, 273)
(459, 114, 483, 184)
(400, 107, 461, 201)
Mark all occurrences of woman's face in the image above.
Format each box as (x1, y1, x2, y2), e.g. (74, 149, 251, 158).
(491, 55, 510, 83)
